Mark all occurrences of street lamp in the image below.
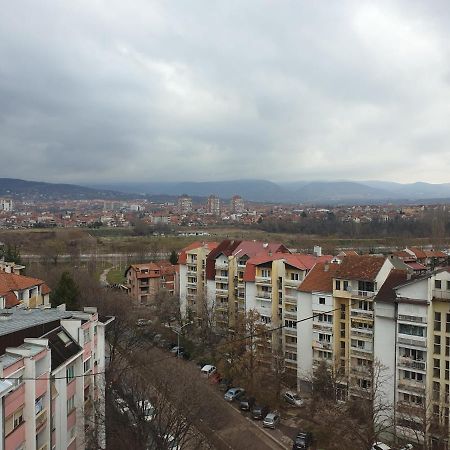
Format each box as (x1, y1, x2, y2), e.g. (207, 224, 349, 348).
(173, 321, 193, 356)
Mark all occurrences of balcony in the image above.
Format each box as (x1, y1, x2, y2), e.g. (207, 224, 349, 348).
(398, 314, 426, 324)
(255, 292, 272, 300)
(284, 311, 297, 320)
(284, 279, 301, 288)
(35, 408, 47, 432)
(350, 347, 373, 358)
(432, 289, 450, 300)
(313, 341, 332, 350)
(187, 281, 197, 287)
(398, 357, 426, 371)
(312, 322, 332, 332)
(215, 289, 228, 298)
(284, 328, 297, 337)
(350, 309, 373, 320)
(215, 262, 228, 270)
(284, 295, 297, 305)
(215, 275, 228, 282)
(350, 328, 373, 339)
(351, 365, 371, 374)
(397, 336, 427, 348)
(398, 380, 426, 395)
(352, 290, 376, 299)
(255, 276, 272, 285)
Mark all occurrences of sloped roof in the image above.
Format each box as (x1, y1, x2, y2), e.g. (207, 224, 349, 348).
(406, 262, 427, 271)
(4, 291, 20, 308)
(41, 284, 51, 295)
(178, 241, 218, 264)
(284, 254, 333, 271)
(42, 326, 82, 371)
(206, 240, 242, 280)
(374, 269, 409, 303)
(334, 255, 386, 281)
(408, 247, 427, 259)
(298, 262, 341, 293)
(232, 241, 290, 258)
(0, 272, 44, 295)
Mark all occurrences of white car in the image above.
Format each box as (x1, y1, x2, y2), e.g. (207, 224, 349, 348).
(200, 365, 216, 377)
(283, 391, 304, 407)
(371, 443, 391, 450)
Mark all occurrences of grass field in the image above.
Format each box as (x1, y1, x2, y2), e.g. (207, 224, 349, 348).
(106, 267, 126, 284)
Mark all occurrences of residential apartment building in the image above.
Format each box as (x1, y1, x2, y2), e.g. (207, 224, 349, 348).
(125, 262, 178, 306)
(177, 195, 193, 215)
(178, 242, 218, 320)
(0, 307, 113, 450)
(374, 268, 450, 447)
(0, 199, 13, 212)
(206, 196, 220, 216)
(0, 272, 51, 309)
(230, 196, 245, 214)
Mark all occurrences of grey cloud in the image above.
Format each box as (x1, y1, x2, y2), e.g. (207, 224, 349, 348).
(0, 0, 450, 184)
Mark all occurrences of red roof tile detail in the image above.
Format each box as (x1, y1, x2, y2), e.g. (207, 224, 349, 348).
(298, 262, 341, 293)
(4, 291, 20, 308)
(375, 269, 408, 303)
(0, 272, 44, 295)
(178, 241, 219, 264)
(334, 255, 386, 281)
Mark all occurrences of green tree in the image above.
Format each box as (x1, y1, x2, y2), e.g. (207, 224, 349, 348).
(169, 249, 178, 265)
(50, 271, 80, 310)
(0, 244, 21, 264)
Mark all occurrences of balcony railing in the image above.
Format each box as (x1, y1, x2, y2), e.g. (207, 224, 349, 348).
(398, 336, 427, 348)
(398, 314, 426, 323)
(350, 328, 373, 339)
(353, 290, 376, 298)
(284, 279, 301, 288)
(398, 380, 426, 395)
(350, 347, 373, 357)
(215, 275, 228, 282)
(215, 262, 228, 270)
(398, 357, 426, 371)
(350, 309, 373, 319)
(255, 276, 272, 284)
(256, 292, 271, 300)
(35, 409, 47, 431)
(312, 322, 332, 331)
(432, 290, 450, 300)
(284, 328, 297, 336)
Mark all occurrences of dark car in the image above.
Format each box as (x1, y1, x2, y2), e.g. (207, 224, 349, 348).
(292, 431, 313, 449)
(239, 396, 256, 411)
(251, 404, 269, 420)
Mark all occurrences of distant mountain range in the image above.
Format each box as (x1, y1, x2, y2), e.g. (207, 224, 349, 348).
(92, 179, 450, 204)
(1, 178, 450, 205)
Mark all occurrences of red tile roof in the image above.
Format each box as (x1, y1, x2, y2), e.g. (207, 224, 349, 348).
(298, 262, 341, 293)
(0, 272, 45, 295)
(178, 241, 219, 264)
(206, 240, 242, 280)
(334, 255, 386, 281)
(232, 241, 290, 258)
(41, 283, 51, 295)
(375, 269, 409, 303)
(408, 247, 427, 259)
(4, 291, 20, 308)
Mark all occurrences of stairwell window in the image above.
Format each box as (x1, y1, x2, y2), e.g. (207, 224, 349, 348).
(66, 365, 75, 383)
(67, 395, 75, 414)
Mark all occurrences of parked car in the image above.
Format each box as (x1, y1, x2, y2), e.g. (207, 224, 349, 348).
(292, 431, 313, 450)
(251, 404, 269, 420)
(170, 346, 185, 355)
(239, 396, 256, 411)
(263, 411, 280, 429)
(283, 391, 304, 407)
(218, 378, 233, 392)
(200, 365, 217, 377)
(224, 387, 245, 401)
(371, 444, 391, 450)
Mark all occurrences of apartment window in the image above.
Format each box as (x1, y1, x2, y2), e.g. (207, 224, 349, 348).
(335, 280, 341, 290)
(84, 328, 90, 343)
(67, 395, 75, 414)
(434, 358, 440, 378)
(433, 381, 440, 401)
(435, 335, 441, 354)
(447, 337, 450, 357)
(343, 281, 349, 291)
(435, 280, 442, 289)
(340, 303, 346, 320)
(319, 297, 326, 305)
(5, 408, 24, 435)
(261, 316, 271, 324)
(66, 365, 75, 383)
(285, 351, 297, 361)
(447, 281, 450, 291)
(284, 320, 297, 329)
(291, 273, 299, 281)
(404, 371, 423, 382)
(358, 378, 371, 389)
(446, 361, 450, 381)
(35, 397, 44, 415)
(447, 314, 450, 333)
(261, 269, 270, 278)
(84, 358, 91, 373)
(319, 333, 331, 342)
(435, 312, 442, 332)
(358, 300, 372, 311)
(399, 324, 425, 337)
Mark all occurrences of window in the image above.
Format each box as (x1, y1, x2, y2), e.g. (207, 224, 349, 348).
(435, 312, 441, 332)
(447, 361, 450, 381)
(335, 280, 341, 290)
(399, 324, 425, 337)
(67, 395, 75, 414)
(35, 397, 44, 415)
(435, 280, 442, 289)
(319, 297, 326, 305)
(261, 316, 271, 324)
(434, 358, 440, 378)
(319, 333, 331, 342)
(5, 408, 24, 435)
(435, 335, 441, 354)
(447, 281, 450, 291)
(343, 280, 349, 291)
(284, 320, 297, 329)
(285, 351, 297, 361)
(447, 314, 450, 333)
(261, 269, 270, 278)
(66, 365, 75, 383)
(84, 358, 91, 373)
(291, 273, 299, 281)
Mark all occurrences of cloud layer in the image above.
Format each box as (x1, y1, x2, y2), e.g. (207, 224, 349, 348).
(1, 0, 450, 184)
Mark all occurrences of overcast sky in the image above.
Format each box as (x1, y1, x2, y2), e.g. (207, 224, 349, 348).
(1, 1, 450, 185)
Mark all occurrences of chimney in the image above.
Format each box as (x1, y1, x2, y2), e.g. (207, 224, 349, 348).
(313, 245, 322, 257)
